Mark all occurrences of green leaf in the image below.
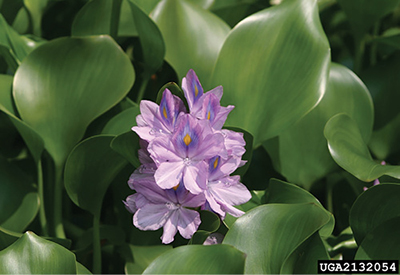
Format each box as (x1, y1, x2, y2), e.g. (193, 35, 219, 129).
(281, 232, 330, 274)
(13, 36, 135, 165)
(125, 245, 172, 274)
(324, 114, 400, 181)
(72, 0, 130, 37)
(349, 183, 400, 245)
(337, 0, 400, 36)
(223, 203, 331, 274)
(0, 74, 44, 162)
(131, 0, 160, 14)
(223, 190, 265, 228)
(23, 0, 50, 36)
(110, 131, 140, 168)
(0, 14, 34, 63)
(64, 135, 128, 217)
(127, 0, 165, 74)
(0, 157, 39, 231)
(265, 179, 334, 237)
(0, 231, 77, 274)
(143, 244, 245, 274)
(102, 107, 140, 136)
(355, 217, 400, 260)
(151, 0, 230, 81)
(264, 63, 373, 188)
(210, 0, 330, 146)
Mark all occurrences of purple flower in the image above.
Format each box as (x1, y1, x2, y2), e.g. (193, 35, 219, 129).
(125, 69, 251, 244)
(125, 178, 205, 244)
(132, 89, 185, 142)
(203, 156, 251, 218)
(148, 114, 224, 194)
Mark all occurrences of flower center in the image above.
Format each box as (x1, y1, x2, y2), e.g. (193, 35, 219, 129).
(183, 133, 192, 146)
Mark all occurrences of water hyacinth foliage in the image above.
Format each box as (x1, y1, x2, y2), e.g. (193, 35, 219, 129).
(0, 0, 399, 274)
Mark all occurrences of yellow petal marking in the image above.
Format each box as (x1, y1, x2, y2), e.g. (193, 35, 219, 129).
(213, 157, 219, 169)
(195, 85, 198, 97)
(163, 107, 168, 119)
(207, 111, 211, 120)
(173, 183, 179, 190)
(183, 133, 192, 146)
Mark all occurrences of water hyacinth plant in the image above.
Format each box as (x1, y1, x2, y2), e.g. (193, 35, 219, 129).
(125, 70, 251, 243)
(1, 0, 400, 274)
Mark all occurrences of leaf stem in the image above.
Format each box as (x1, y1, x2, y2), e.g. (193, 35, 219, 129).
(110, 0, 122, 40)
(354, 34, 366, 74)
(37, 159, 48, 236)
(93, 214, 102, 274)
(370, 21, 380, 66)
(54, 161, 66, 239)
(136, 72, 151, 103)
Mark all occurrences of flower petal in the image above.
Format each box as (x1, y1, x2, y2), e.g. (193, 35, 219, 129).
(183, 161, 208, 194)
(176, 208, 201, 239)
(123, 194, 139, 213)
(148, 136, 182, 163)
(161, 211, 178, 244)
(133, 203, 171, 230)
(154, 161, 185, 189)
(182, 69, 204, 113)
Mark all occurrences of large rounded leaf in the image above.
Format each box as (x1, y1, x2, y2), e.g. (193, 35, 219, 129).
(151, 0, 230, 81)
(265, 63, 373, 188)
(324, 114, 400, 181)
(265, 178, 334, 237)
(355, 217, 400, 261)
(223, 203, 331, 274)
(349, 183, 400, 245)
(0, 231, 77, 274)
(13, 36, 135, 165)
(125, 245, 172, 274)
(143, 244, 245, 274)
(64, 135, 128, 217)
(210, 0, 330, 146)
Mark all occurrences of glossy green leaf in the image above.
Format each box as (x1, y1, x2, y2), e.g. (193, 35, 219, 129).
(281, 232, 329, 274)
(127, 0, 165, 74)
(210, 0, 330, 146)
(23, 0, 50, 36)
(0, 14, 33, 63)
(337, 0, 400, 36)
(110, 131, 140, 168)
(223, 190, 265, 228)
(125, 245, 172, 274)
(0, 226, 20, 250)
(64, 135, 128, 217)
(76, 262, 92, 274)
(349, 183, 400, 245)
(72, 0, 133, 37)
(324, 114, 400, 181)
(13, 36, 135, 165)
(265, 63, 373, 188)
(355, 217, 400, 260)
(151, 0, 230, 81)
(143, 244, 245, 274)
(0, 231, 77, 274)
(102, 107, 140, 136)
(369, 114, 400, 160)
(223, 203, 331, 274)
(265, 179, 334, 237)
(131, 0, 160, 14)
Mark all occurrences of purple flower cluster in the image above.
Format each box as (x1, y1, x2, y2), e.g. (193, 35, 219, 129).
(124, 69, 251, 244)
